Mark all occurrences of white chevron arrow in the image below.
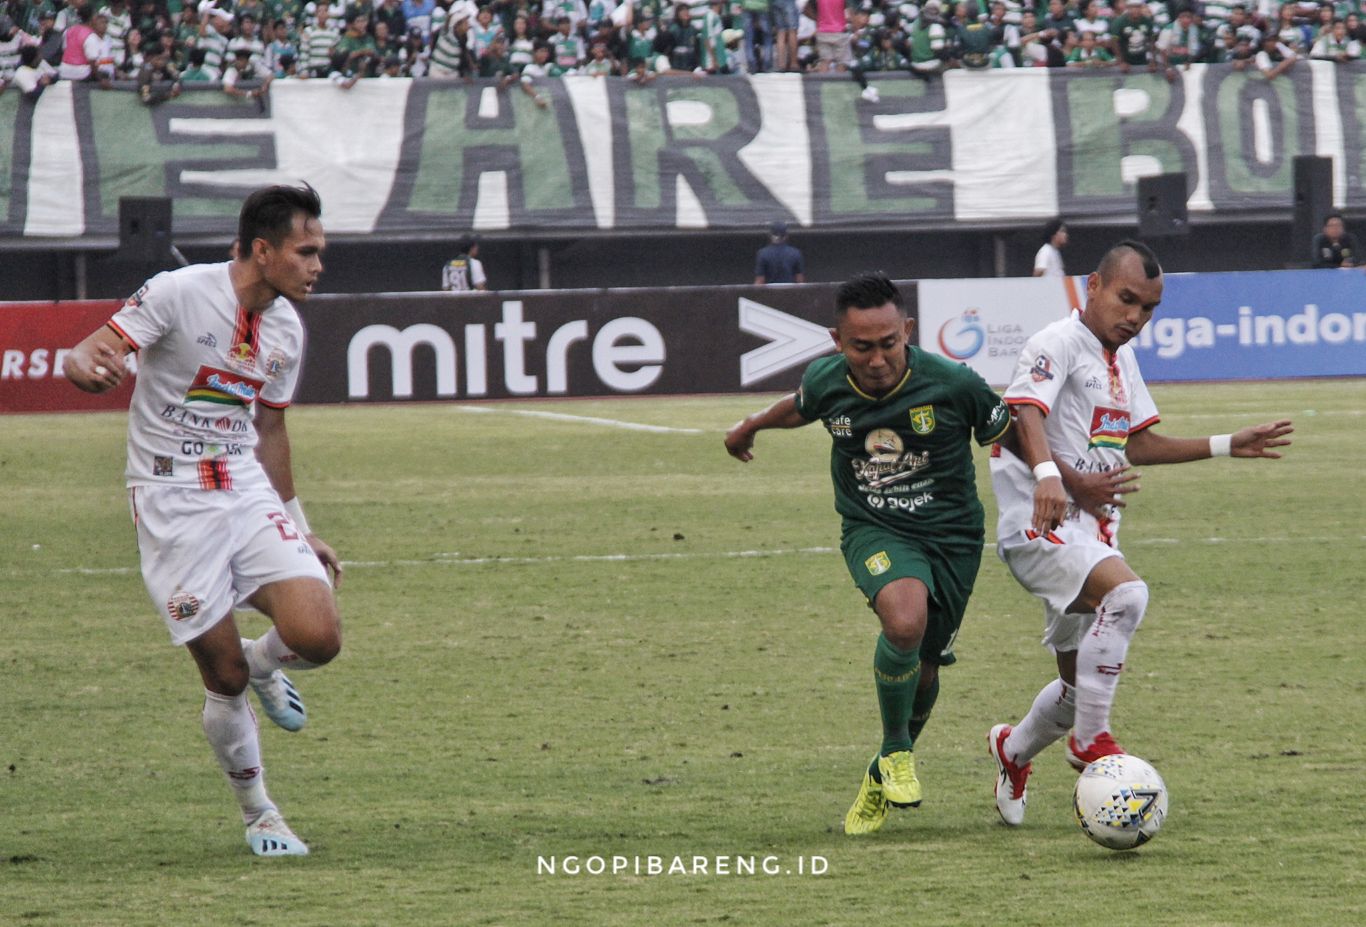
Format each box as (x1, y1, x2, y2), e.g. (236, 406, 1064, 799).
(738, 298, 835, 387)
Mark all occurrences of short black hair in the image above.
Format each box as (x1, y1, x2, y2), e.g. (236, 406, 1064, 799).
(835, 272, 904, 319)
(1043, 217, 1066, 240)
(237, 183, 322, 258)
(1098, 239, 1162, 281)
(1323, 211, 1345, 225)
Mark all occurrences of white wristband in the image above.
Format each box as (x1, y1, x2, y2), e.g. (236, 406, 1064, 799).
(1032, 460, 1062, 483)
(284, 497, 312, 535)
(1209, 434, 1232, 458)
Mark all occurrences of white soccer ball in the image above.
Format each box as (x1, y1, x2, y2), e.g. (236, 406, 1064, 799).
(1073, 753, 1168, 850)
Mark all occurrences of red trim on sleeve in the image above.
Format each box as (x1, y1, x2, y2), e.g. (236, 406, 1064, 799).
(106, 320, 140, 351)
(1130, 414, 1160, 434)
(1006, 397, 1051, 416)
(256, 398, 292, 410)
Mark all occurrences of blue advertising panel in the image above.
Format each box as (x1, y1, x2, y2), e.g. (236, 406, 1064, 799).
(1132, 269, 1366, 381)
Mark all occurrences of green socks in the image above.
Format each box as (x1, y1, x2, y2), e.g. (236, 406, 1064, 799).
(907, 674, 939, 743)
(873, 633, 921, 757)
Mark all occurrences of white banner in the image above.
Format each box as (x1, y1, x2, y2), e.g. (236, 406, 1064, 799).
(918, 276, 1079, 386)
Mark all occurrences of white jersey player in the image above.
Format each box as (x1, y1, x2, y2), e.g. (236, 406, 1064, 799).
(985, 240, 1293, 827)
(64, 183, 343, 857)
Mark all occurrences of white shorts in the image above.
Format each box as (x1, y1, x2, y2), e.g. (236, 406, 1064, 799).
(130, 484, 329, 645)
(997, 519, 1124, 652)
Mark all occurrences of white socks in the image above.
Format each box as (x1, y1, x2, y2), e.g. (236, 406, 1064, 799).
(244, 627, 317, 678)
(202, 690, 276, 825)
(1004, 677, 1076, 766)
(1073, 580, 1149, 749)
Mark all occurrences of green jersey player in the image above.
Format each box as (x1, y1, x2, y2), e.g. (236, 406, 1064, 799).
(725, 273, 1011, 835)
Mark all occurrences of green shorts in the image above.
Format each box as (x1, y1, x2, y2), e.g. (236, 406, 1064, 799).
(840, 520, 984, 667)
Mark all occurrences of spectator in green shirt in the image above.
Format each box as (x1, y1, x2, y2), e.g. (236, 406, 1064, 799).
(1109, 0, 1155, 71)
(477, 32, 518, 77)
(1065, 28, 1114, 65)
(181, 45, 215, 79)
(851, 27, 908, 101)
(1156, 5, 1200, 76)
(334, 11, 380, 75)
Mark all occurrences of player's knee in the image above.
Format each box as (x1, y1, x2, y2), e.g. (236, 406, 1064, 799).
(1101, 579, 1149, 633)
(881, 617, 923, 652)
(291, 622, 341, 666)
(207, 654, 250, 695)
(312, 627, 342, 665)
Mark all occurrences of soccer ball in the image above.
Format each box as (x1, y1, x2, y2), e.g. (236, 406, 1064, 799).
(1073, 754, 1168, 850)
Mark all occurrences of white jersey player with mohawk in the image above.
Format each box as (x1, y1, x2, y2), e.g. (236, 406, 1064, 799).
(64, 183, 343, 857)
(985, 240, 1293, 827)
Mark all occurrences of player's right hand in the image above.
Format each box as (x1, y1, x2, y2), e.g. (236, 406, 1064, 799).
(65, 343, 128, 393)
(1067, 465, 1140, 520)
(724, 422, 755, 462)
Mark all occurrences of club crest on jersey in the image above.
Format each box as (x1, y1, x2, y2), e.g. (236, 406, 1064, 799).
(1030, 353, 1055, 382)
(185, 365, 265, 407)
(1088, 406, 1131, 449)
(123, 284, 149, 310)
(865, 551, 891, 576)
(225, 342, 258, 375)
(263, 348, 287, 380)
(909, 405, 936, 435)
(167, 591, 200, 621)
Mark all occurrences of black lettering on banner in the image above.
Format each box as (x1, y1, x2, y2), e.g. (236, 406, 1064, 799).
(79, 83, 277, 237)
(1202, 66, 1316, 210)
(1053, 72, 1198, 217)
(610, 77, 781, 228)
(380, 80, 592, 231)
(1334, 65, 1366, 207)
(810, 75, 952, 224)
(1, 89, 37, 235)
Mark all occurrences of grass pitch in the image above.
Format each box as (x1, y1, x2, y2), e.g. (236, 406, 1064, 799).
(2, 381, 1363, 926)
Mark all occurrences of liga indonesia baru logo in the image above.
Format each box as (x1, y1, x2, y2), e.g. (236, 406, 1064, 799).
(938, 309, 986, 360)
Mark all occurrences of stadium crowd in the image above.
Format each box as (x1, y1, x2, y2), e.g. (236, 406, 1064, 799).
(0, 0, 1361, 101)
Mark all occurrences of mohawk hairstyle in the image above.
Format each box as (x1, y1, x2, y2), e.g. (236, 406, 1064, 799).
(1098, 239, 1162, 281)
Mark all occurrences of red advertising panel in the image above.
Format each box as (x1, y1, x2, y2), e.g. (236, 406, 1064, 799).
(0, 300, 130, 413)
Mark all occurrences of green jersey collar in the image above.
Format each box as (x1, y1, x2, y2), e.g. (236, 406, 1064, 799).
(845, 349, 914, 402)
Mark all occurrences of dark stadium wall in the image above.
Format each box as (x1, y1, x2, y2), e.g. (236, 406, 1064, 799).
(0, 221, 1295, 301)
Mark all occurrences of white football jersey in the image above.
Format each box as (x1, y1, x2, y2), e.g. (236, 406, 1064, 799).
(108, 262, 304, 491)
(990, 315, 1159, 545)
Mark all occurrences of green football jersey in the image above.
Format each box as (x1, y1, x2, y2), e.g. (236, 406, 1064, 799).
(795, 347, 1010, 544)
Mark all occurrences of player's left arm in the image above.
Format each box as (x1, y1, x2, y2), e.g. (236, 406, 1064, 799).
(255, 403, 344, 587)
(1126, 419, 1294, 465)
